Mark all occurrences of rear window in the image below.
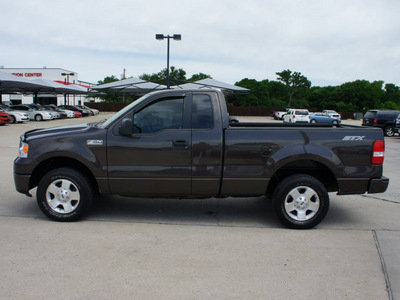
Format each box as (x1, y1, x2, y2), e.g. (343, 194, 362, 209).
(295, 110, 309, 115)
(364, 111, 378, 118)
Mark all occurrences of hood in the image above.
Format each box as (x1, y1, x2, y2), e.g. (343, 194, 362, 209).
(23, 124, 94, 141)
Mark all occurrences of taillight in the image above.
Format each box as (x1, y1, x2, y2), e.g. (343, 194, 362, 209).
(293, 115, 295, 119)
(374, 118, 378, 125)
(372, 140, 385, 165)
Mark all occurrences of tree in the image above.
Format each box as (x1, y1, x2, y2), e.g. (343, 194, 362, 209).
(276, 69, 311, 107)
(188, 72, 212, 82)
(96, 75, 128, 103)
(139, 66, 187, 85)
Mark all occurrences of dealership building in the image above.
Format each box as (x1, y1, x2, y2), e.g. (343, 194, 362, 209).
(0, 67, 96, 106)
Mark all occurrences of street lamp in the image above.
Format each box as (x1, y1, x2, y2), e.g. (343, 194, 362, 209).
(61, 72, 75, 105)
(155, 34, 181, 88)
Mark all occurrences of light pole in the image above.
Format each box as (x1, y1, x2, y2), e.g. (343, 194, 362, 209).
(155, 34, 181, 88)
(61, 72, 75, 105)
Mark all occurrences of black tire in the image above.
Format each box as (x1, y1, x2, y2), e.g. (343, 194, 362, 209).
(384, 126, 395, 137)
(37, 168, 93, 221)
(332, 120, 338, 125)
(10, 115, 16, 124)
(35, 114, 43, 121)
(311, 119, 317, 123)
(273, 174, 329, 229)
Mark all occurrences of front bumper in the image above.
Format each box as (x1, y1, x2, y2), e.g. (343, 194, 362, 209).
(14, 172, 32, 197)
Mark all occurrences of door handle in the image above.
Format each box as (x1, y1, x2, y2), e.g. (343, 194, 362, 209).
(173, 140, 189, 150)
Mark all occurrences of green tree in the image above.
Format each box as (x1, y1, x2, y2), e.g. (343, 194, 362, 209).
(139, 66, 187, 85)
(96, 75, 128, 103)
(188, 73, 212, 82)
(276, 69, 311, 107)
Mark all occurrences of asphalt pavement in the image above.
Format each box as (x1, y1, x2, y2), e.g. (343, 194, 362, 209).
(0, 115, 399, 299)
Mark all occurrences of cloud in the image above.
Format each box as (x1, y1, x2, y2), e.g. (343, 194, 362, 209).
(1, 0, 400, 86)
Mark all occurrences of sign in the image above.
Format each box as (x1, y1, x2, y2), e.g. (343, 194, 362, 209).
(12, 73, 43, 78)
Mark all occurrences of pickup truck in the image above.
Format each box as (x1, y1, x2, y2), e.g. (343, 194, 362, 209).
(14, 89, 389, 229)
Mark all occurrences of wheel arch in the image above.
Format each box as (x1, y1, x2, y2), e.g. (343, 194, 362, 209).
(29, 157, 99, 194)
(267, 159, 338, 197)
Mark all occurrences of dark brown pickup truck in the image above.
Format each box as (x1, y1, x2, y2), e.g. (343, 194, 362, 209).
(14, 89, 389, 228)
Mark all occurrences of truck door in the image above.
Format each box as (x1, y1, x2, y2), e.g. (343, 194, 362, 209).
(107, 95, 192, 195)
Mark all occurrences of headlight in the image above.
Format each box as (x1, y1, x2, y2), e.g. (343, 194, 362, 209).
(19, 141, 29, 158)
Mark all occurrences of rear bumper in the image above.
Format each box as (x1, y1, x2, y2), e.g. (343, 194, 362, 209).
(337, 177, 389, 195)
(368, 176, 389, 194)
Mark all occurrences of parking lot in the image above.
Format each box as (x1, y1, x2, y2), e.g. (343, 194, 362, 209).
(1, 115, 399, 299)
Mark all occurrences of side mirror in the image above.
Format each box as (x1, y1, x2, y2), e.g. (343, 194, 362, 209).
(119, 118, 133, 136)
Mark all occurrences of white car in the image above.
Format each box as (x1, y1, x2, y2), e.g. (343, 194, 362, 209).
(0, 107, 30, 123)
(11, 105, 53, 121)
(283, 109, 310, 123)
(57, 108, 75, 118)
(77, 105, 99, 115)
(322, 110, 341, 120)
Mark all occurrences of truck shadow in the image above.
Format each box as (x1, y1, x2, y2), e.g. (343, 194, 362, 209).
(89, 195, 282, 228)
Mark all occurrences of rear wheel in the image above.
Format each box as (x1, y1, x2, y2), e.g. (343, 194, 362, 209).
(311, 119, 317, 123)
(384, 126, 395, 137)
(273, 174, 329, 229)
(37, 168, 93, 221)
(10, 115, 16, 123)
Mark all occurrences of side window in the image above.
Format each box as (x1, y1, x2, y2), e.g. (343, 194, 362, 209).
(192, 94, 213, 129)
(133, 98, 184, 134)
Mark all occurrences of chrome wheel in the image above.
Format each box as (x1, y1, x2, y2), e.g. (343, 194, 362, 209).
(384, 126, 394, 137)
(45, 179, 80, 214)
(284, 186, 320, 221)
(273, 174, 329, 229)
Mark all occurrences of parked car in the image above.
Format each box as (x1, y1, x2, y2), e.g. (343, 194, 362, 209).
(362, 110, 379, 127)
(322, 110, 341, 120)
(45, 104, 75, 118)
(77, 105, 99, 115)
(0, 111, 11, 125)
(11, 105, 53, 121)
(0, 107, 30, 123)
(44, 105, 68, 119)
(23, 104, 60, 119)
(283, 109, 310, 123)
(310, 113, 341, 124)
(369, 110, 400, 137)
(73, 111, 82, 118)
(58, 105, 91, 117)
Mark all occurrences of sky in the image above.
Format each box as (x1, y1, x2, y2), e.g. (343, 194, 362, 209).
(1, 0, 399, 87)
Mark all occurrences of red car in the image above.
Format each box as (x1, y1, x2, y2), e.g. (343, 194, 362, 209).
(74, 111, 82, 118)
(0, 111, 11, 125)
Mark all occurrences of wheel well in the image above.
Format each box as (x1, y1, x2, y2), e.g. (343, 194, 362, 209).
(267, 160, 338, 196)
(29, 157, 99, 194)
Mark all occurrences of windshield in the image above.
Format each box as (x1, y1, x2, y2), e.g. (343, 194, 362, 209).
(100, 93, 153, 128)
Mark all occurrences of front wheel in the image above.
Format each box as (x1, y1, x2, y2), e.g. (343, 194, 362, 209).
(273, 174, 329, 229)
(35, 114, 43, 121)
(37, 168, 93, 221)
